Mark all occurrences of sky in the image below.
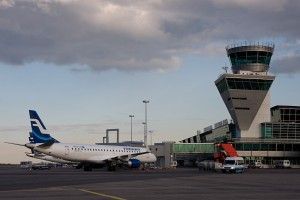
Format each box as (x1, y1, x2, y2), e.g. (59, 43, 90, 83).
(0, 0, 300, 163)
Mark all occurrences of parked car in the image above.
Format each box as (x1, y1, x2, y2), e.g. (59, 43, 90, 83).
(274, 160, 291, 169)
(20, 161, 32, 169)
(31, 163, 51, 170)
(249, 160, 262, 169)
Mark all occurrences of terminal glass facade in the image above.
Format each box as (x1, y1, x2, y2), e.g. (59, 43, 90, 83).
(229, 51, 272, 66)
(233, 142, 300, 152)
(271, 106, 300, 123)
(261, 123, 300, 139)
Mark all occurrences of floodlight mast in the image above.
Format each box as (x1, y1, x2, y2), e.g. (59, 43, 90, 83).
(129, 115, 134, 144)
(143, 100, 149, 147)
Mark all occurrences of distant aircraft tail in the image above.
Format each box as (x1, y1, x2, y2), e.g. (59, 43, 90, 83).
(29, 110, 59, 144)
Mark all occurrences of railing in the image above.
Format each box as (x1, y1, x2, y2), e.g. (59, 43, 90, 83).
(226, 41, 275, 51)
(232, 137, 300, 143)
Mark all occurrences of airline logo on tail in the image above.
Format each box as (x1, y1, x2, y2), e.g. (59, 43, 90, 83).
(29, 110, 58, 144)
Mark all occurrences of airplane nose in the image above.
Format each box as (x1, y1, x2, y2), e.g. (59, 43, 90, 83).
(151, 153, 157, 162)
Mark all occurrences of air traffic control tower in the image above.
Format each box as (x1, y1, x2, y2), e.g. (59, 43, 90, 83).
(215, 43, 275, 139)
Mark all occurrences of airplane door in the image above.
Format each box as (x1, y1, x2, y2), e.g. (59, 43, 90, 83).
(65, 146, 70, 155)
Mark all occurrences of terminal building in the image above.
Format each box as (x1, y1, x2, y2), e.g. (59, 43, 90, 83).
(177, 43, 300, 166)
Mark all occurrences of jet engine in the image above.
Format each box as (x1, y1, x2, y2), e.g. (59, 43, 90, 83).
(127, 159, 141, 168)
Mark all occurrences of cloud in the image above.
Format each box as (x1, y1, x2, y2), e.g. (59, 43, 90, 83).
(212, 0, 288, 12)
(0, 125, 28, 133)
(272, 54, 300, 74)
(0, 0, 299, 72)
(0, 0, 14, 9)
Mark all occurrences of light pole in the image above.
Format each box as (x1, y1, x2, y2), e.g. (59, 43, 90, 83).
(149, 130, 154, 145)
(142, 122, 146, 147)
(142, 100, 149, 147)
(129, 115, 134, 144)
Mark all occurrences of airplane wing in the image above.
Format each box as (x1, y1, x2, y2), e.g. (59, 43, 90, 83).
(110, 151, 150, 161)
(86, 151, 150, 163)
(120, 151, 149, 158)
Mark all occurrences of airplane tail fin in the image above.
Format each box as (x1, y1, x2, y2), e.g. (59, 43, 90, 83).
(29, 110, 59, 144)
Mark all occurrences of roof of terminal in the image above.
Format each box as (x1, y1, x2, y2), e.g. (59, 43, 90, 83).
(271, 105, 300, 110)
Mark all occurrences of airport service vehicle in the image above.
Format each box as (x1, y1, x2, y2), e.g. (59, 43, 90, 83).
(20, 161, 32, 169)
(198, 160, 223, 171)
(274, 160, 291, 169)
(198, 143, 241, 172)
(197, 143, 239, 172)
(249, 160, 262, 169)
(31, 163, 51, 170)
(221, 157, 245, 173)
(255, 160, 262, 168)
(7, 110, 157, 171)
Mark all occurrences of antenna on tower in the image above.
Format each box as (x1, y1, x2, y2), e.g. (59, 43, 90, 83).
(222, 64, 229, 73)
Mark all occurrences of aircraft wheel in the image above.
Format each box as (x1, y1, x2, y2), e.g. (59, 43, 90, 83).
(83, 165, 92, 171)
(107, 165, 116, 171)
(107, 163, 117, 171)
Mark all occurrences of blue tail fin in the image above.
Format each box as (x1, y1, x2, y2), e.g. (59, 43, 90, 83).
(29, 110, 59, 143)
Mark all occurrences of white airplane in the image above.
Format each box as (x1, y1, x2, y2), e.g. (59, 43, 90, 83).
(7, 110, 157, 171)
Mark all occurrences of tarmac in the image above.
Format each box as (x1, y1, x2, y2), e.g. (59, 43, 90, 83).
(0, 166, 300, 200)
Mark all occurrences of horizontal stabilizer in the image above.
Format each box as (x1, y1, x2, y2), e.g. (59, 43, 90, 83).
(128, 151, 149, 157)
(4, 142, 25, 147)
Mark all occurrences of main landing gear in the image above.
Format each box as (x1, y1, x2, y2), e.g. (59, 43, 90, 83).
(83, 164, 93, 171)
(107, 161, 117, 171)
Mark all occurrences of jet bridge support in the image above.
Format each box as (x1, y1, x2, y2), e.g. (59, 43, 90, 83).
(106, 129, 119, 144)
(102, 136, 107, 143)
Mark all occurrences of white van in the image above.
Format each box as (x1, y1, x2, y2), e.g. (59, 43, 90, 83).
(274, 160, 291, 169)
(222, 157, 245, 173)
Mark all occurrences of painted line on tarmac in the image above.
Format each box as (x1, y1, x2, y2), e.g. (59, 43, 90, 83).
(78, 189, 126, 200)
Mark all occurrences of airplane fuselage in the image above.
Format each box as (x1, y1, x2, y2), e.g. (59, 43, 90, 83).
(27, 143, 156, 164)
